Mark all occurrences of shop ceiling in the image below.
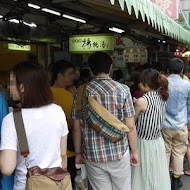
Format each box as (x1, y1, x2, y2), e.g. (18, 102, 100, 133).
(0, 0, 188, 47)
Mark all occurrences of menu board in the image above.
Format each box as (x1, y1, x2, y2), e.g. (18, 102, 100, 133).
(124, 48, 148, 63)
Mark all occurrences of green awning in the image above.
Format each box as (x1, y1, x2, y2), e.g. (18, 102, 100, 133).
(110, 0, 190, 45)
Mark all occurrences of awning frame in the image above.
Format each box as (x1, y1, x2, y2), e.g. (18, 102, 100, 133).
(110, 0, 190, 45)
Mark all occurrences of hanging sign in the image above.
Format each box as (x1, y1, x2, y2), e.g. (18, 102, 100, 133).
(124, 48, 148, 63)
(110, 50, 125, 67)
(8, 43, 31, 51)
(69, 34, 114, 54)
(114, 35, 146, 49)
(174, 51, 183, 57)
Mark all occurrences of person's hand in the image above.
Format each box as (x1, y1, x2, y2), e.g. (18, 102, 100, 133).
(75, 153, 84, 165)
(130, 151, 139, 167)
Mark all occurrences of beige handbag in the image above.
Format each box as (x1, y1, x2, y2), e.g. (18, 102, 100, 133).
(76, 84, 129, 142)
(13, 109, 72, 190)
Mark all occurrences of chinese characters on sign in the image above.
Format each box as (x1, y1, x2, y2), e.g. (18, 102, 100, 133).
(124, 48, 148, 63)
(8, 43, 31, 51)
(69, 34, 114, 54)
(151, 0, 178, 19)
(111, 48, 148, 67)
(114, 35, 141, 49)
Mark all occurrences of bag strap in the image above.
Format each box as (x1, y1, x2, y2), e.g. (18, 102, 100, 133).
(13, 109, 29, 158)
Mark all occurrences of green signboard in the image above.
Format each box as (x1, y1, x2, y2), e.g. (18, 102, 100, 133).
(8, 43, 31, 51)
(69, 34, 114, 54)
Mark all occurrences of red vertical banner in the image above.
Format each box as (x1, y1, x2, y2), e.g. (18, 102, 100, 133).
(150, 0, 178, 19)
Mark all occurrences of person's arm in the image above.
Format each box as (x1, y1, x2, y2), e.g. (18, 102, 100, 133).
(134, 98, 147, 122)
(72, 85, 85, 165)
(60, 135, 68, 169)
(0, 150, 17, 176)
(0, 115, 17, 176)
(124, 116, 139, 166)
(73, 120, 84, 164)
(126, 97, 147, 166)
(123, 91, 142, 167)
(187, 88, 190, 125)
(59, 107, 69, 169)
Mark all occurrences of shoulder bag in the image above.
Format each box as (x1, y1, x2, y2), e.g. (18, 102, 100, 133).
(76, 84, 129, 143)
(13, 109, 72, 190)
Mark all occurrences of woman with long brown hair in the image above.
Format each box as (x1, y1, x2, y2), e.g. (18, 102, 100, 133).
(131, 69, 171, 190)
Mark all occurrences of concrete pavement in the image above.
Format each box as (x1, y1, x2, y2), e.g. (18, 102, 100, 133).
(181, 175, 190, 190)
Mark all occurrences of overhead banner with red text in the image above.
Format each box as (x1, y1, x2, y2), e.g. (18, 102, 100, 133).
(150, 0, 178, 19)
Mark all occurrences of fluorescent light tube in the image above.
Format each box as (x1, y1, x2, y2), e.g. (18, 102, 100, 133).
(9, 19, 37, 27)
(109, 27, 125, 33)
(28, 3, 41, 9)
(9, 19, 20, 24)
(42, 8, 61, 16)
(63, 14, 86, 23)
(23, 21, 37, 27)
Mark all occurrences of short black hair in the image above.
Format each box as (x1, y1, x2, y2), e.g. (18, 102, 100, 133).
(88, 52, 112, 76)
(50, 60, 75, 84)
(168, 58, 184, 74)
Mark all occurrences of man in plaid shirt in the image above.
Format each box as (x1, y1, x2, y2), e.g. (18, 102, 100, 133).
(73, 52, 138, 190)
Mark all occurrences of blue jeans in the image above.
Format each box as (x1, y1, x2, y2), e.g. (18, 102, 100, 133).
(1, 175, 14, 190)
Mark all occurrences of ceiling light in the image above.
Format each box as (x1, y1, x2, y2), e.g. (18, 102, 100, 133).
(42, 8, 61, 16)
(28, 3, 41, 9)
(0, 15, 3, 19)
(158, 40, 161, 42)
(9, 19, 37, 27)
(9, 19, 20, 24)
(63, 14, 86, 23)
(23, 21, 37, 27)
(162, 40, 166, 43)
(109, 27, 125, 33)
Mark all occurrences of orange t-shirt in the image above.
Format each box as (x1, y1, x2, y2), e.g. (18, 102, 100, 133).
(51, 87, 75, 158)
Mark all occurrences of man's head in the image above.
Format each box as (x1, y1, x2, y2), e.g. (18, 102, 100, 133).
(168, 58, 184, 75)
(88, 52, 113, 76)
(51, 60, 75, 88)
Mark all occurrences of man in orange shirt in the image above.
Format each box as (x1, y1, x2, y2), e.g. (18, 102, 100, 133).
(50, 60, 76, 185)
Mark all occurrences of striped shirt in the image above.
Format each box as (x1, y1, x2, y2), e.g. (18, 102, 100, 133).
(72, 76, 135, 162)
(136, 91, 166, 140)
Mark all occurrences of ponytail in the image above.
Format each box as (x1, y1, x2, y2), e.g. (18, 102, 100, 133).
(158, 73, 169, 101)
(140, 69, 169, 101)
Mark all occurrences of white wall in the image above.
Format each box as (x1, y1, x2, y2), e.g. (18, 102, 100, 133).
(180, 0, 190, 14)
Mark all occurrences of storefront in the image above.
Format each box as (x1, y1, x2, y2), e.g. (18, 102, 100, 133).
(0, 41, 46, 87)
(0, 0, 190, 87)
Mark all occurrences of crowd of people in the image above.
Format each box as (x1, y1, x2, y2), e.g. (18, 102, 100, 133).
(0, 52, 190, 190)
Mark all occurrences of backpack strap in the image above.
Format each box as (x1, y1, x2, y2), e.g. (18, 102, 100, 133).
(13, 109, 29, 158)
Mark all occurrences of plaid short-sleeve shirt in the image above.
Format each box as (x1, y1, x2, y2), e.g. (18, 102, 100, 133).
(72, 77, 135, 162)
